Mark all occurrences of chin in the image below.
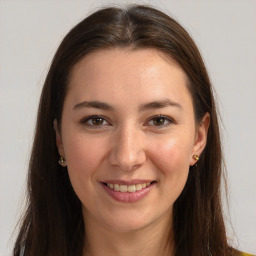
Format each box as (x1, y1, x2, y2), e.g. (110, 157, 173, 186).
(106, 217, 150, 233)
(100, 208, 164, 233)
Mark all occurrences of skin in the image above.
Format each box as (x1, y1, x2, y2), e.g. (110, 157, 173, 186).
(55, 48, 209, 256)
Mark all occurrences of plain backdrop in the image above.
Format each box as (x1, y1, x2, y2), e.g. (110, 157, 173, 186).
(0, 0, 255, 255)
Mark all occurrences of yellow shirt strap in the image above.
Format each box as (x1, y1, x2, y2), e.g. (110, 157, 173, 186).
(241, 253, 255, 256)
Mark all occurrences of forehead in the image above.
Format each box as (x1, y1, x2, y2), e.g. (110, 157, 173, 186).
(67, 48, 192, 110)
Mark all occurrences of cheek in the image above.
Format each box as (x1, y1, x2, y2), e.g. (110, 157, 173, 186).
(149, 135, 192, 197)
(150, 135, 192, 169)
(62, 132, 108, 197)
(64, 132, 107, 171)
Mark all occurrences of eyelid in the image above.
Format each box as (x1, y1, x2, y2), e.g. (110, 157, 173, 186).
(79, 115, 111, 128)
(145, 114, 176, 127)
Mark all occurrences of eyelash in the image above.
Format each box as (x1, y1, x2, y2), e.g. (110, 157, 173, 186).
(145, 115, 175, 127)
(80, 115, 110, 129)
(80, 115, 175, 129)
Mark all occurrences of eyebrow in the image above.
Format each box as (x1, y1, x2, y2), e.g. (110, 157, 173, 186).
(74, 101, 114, 111)
(138, 99, 182, 111)
(73, 99, 182, 112)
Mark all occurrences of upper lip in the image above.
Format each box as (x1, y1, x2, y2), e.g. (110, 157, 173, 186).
(100, 179, 155, 185)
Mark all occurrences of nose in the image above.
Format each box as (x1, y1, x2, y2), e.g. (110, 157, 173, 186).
(109, 125, 146, 171)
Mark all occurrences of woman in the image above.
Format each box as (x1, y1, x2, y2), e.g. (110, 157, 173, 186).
(13, 5, 253, 256)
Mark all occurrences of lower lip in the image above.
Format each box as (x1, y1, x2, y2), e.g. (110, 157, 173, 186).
(101, 183, 155, 203)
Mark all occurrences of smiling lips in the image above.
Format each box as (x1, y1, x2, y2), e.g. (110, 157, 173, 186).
(101, 181, 156, 202)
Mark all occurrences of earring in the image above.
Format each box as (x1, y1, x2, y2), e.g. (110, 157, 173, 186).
(58, 156, 67, 167)
(193, 155, 199, 161)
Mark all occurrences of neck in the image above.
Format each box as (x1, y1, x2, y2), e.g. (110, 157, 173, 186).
(82, 212, 174, 256)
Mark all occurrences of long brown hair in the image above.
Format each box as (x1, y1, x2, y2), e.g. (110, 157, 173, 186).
(14, 5, 239, 256)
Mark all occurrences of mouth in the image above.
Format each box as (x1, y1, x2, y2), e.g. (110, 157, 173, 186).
(100, 180, 157, 203)
(102, 181, 157, 193)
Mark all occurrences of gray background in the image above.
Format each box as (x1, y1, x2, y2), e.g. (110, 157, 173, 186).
(0, 0, 255, 255)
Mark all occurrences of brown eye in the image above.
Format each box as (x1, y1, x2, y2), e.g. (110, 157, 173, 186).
(146, 115, 174, 128)
(92, 117, 104, 126)
(81, 115, 110, 128)
(153, 117, 165, 126)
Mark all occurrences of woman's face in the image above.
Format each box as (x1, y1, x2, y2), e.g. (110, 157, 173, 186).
(55, 48, 209, 232)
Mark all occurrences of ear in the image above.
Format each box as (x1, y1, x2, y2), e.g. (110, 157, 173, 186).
(53, 119, 65, 158)
(190, 113, 210, 166)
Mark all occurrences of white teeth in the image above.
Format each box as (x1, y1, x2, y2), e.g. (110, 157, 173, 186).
(135, 184, 143, 191)
(106, 182, 152, 193)
(127, 185, 136, 192)
(119, 185, 128, 192)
